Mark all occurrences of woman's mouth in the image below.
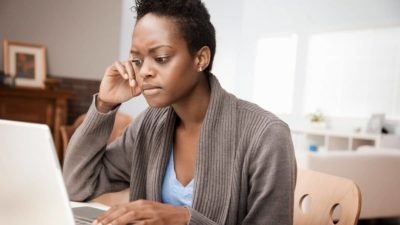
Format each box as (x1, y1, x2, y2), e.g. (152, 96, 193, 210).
(142, 84, 162, 96)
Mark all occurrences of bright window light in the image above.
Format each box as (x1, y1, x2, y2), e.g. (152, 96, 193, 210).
(304, 27, 400, 118)
(253, 34, 298, 114)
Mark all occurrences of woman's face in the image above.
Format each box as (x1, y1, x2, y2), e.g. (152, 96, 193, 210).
(131, 13, 201, 108)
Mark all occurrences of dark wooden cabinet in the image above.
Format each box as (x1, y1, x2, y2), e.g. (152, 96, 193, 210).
(0, 86, 71, 163)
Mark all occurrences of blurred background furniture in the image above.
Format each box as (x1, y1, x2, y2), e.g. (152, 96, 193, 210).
(0, 86, 71, 163)
(296, 148, 400, 219)
(294, 168, 361, 225)
(293, 129, 381, 151)
(292, 128, 400, 152)
(60, 112, 132, 162)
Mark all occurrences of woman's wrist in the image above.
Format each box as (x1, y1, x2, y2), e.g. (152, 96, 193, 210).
(96, 95, 117, 113)
(179, 207, 190, 224)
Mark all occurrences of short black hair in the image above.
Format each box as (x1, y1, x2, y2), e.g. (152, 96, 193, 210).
(134, 0, 216, 74)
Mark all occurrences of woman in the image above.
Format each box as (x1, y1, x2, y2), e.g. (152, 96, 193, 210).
(63, 0, 296, 224)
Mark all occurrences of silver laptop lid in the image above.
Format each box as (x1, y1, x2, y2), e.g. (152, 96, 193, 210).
(0, 119, 75, 225)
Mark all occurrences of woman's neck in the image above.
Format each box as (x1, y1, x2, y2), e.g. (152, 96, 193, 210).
(172, 74, 210, 131)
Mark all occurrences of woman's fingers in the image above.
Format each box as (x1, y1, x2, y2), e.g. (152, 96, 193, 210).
(93, 200, 189, 225)
(124, 61, 136, 87)
(98, 207, 129, 225)
(92, 205, 120, 224)
(109, 209, 153, 225)
(93, 203, 152, 225)
(114, 61, 129, 80)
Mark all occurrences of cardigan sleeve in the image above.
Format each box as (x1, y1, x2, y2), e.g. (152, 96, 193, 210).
(242, 121, 297, 225)
(63, 95, 146, 201)
(186, 207, 219, 225)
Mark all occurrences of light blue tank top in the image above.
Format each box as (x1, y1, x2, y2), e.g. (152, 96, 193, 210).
(161, 149, 194, 207)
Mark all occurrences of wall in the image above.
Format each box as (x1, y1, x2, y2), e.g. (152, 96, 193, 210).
(237, 0, 400, 99)
(0, 0, 121, 80)
(233, 0, 400, 132)
(202, 0, 244, 93)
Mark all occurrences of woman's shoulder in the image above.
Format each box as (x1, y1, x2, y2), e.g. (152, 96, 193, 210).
(231, 98, 291, 144)
(236, 98, 288, 129)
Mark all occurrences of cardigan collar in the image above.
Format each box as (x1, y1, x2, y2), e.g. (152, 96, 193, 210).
(147, 74, 237, 224)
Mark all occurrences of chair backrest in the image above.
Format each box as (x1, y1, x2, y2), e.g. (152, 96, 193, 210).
(294, 168, 362, 225)
(60, 112, 132, 158)
(108, 113, 133, 144)
(60, 114, 86, 155)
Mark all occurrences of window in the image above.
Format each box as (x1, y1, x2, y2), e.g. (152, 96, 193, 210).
(253, 34, 298, 114)
(304, 27, 400, 118)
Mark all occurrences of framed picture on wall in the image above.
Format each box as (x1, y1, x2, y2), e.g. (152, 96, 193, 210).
(3, 40, 47, 88)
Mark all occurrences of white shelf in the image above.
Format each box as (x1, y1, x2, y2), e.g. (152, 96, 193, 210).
(292, 128, 382, 151)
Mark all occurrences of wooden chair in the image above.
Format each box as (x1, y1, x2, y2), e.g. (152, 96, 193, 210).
(60, 112, 133, 158)
(60, 112, 133, 206)
(294, 169, 362, 225)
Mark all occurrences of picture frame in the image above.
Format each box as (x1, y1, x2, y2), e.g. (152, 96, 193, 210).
(3, 40, 47, 88)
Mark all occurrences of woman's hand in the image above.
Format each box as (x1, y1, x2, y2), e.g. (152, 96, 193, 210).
(92, 200, 190, 225)
(97, 61, 142, 112)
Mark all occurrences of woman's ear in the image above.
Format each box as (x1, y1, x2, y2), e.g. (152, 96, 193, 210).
(195, 46, 211, 72)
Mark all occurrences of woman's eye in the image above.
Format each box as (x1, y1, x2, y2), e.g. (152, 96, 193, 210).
(131, 59, 142, 66)
(155, 56, 169, 64)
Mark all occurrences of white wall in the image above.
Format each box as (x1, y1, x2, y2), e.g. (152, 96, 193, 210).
(222, 0, 400, 132)
(202, 0, 244, 93)
(237, 0, 400, 99)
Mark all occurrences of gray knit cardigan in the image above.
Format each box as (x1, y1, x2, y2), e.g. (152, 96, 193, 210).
(63, 75, 296, 225)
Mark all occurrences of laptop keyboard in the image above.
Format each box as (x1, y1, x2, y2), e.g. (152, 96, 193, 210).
(72, 206, 105, 225)
(74, 216, 93, 225)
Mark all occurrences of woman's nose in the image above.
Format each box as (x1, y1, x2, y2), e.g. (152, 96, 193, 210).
(137, 59, 155, 79)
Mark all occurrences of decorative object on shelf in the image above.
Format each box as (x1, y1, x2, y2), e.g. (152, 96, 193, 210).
(3, 40, 47, 88)
(307, 110, 327, 129)
(0, 70, 16, 87)
(308, 144, 318, 152)
(366, 113, 385, 134)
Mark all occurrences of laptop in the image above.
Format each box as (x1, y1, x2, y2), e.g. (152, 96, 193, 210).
(0, 119, 106, 225)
